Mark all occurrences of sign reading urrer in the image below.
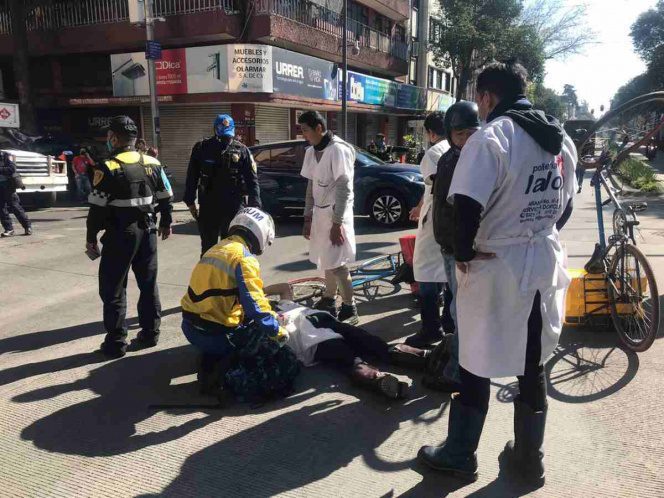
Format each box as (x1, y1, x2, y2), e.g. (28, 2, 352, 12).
(227, 44, 273, 93)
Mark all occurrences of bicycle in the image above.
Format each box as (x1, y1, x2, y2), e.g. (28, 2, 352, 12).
(286, 252, 404, 307)
(573, 91, 663, 352)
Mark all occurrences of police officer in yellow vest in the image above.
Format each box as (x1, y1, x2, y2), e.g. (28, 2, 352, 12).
(184, 114, 261, 257)
(86, 116, 174, 359)
(181, 207, 299, 402)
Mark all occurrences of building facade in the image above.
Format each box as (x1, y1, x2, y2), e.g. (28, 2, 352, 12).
(0, 0, 454, 189)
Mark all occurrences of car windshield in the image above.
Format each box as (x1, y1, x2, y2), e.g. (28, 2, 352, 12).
(354, 147, 387, 166)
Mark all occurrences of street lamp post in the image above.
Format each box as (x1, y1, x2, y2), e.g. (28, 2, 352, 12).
(144, 0, 160, 148)
(341, 0, 348, 142)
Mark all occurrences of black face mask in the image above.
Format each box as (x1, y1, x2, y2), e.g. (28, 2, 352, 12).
(314, 131, 333, 151)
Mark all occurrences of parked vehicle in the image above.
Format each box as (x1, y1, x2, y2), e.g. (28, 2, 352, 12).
(250, 140, 424, 226)
(1, 149, 68, 207)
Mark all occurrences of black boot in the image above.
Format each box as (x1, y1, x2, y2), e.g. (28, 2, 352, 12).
(418, 394, 487, 482)
(501, 397, 547, 487)
(421, 335, 462, 392)
(350, 361, 409, 399)
(129, 330, 160, 350)
(404, 327, 443, 349)
(388, 343, 430, 370)
(337, 302, 359, 325)
(313, 296, 337, 318)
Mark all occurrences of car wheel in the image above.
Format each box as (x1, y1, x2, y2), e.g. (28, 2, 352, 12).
(369, 190, 406, 227)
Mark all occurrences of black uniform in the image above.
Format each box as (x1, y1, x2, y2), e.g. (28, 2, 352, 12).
(184, 136, 260, 256)
(87, 147, 173, 355)
(0, 154, 31, 233)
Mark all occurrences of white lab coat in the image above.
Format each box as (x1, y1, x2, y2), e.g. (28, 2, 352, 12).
(413, 139, 450, 282)
(301, 136, 357, 271)
(448, 117, 578, 378)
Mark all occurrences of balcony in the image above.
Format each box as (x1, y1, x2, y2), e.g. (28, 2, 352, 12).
(253, 0, 408, 77)
(0, 0, 241, 55)
(357, 0, 409, 22)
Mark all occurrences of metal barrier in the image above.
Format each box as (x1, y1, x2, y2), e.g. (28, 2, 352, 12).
(0, 0, 238, 33)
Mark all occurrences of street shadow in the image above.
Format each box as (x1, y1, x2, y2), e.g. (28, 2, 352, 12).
(16, 346, 223, 457)
(138, 377, 445, 498)
(360, 293, 420, 343)
(0, 307, 181, 356)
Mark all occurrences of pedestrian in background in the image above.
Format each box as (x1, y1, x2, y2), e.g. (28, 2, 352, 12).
(404, 112, 449, 348)
(184, 114, 261, 257)
(299, 110, 359, 324)
(0, 151, 32, 237)
(72, 148, 94, 201)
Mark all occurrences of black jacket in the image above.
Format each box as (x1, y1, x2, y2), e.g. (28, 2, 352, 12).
(0, 154, 17, 193)
(184, 136, 260, 208)
(432, 147, 460, 254)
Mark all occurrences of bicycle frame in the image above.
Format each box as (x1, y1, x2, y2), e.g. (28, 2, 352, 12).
(350, 253, 402, 288)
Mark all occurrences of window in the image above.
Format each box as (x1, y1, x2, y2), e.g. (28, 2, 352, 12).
(270, 146, 301, 171)
(409, 57, 418, 86)
(411, 7, 419, 40)
(252, 148, 272, 169)
(444, 72, 452, 92)
(395, 24, 405, 42)
(429, 18, 443, 44)
(428, 66, 447, 90)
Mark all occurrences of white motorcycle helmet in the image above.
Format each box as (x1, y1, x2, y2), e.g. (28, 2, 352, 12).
(228, 207, 275, 255)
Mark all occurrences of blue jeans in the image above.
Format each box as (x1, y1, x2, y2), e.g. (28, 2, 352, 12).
(181, 317, 235, 357)
(441, 252, 460, 383)
(418, 282, 442, 336)
(75, 174, 92, 201)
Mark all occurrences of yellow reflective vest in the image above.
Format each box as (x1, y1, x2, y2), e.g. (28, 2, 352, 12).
(181, 235, 282, 338)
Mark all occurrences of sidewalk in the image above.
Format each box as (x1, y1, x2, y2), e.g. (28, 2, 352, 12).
(1, 178, 663, 497)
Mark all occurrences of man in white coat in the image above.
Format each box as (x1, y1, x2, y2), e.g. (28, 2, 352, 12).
(405, 112, 450, 348)
(418, 62, 577, 486)
(299, 111, 359, 324)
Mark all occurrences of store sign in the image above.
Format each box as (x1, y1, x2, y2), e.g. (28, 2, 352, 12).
(227, 44, 273, 93)
(69, 107, 142, 137)
(343, 72, 397, 107)
(110, 43, 427, 111)
(273, 48, 338, 101)
(428, 90, 455, 112)
(396, 84, 427, 110)
(0, 102, 19, 128)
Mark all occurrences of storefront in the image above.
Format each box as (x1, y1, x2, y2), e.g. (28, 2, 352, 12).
(54, 43, 429, 191)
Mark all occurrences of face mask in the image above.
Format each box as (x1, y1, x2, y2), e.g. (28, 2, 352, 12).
(106, 140, 114, 153)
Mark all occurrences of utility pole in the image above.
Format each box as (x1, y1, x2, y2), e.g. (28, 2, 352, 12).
(341, 0, 348, 142)
(144, 0, 160, 148)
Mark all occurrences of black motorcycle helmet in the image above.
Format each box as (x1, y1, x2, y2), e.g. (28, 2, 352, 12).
(444, 100, 481, 144)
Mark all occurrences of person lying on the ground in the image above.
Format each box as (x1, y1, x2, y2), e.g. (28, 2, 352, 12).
(180, 208, 300, 405)
(264, 283, 431, 400)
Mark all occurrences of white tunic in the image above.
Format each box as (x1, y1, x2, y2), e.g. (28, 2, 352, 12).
(448, 117, 577, 378)
(301, 136, 357, 271)
(277, 301, 342, 367)
(413, 139, 450, 282)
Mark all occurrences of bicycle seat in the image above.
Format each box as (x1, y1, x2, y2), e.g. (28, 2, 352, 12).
(627, 201, 648, 213)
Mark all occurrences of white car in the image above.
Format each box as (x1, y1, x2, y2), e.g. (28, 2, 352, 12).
(1, 149, 68, 207)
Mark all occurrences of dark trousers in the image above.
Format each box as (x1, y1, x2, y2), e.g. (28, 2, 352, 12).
(313, 316, 390, 368)
(459, 292, 547, 413)
(99, 223, 161, 350)
(198, 202, 240, 256)
(419, 282, 443, 335)
(0, 188, 31, 231)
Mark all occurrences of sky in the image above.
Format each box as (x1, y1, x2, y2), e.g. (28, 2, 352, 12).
(543, 0, 657, 113)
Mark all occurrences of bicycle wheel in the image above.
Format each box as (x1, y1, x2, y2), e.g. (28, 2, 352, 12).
(288, 277, 326, 306)
(607, 244, 660, 352)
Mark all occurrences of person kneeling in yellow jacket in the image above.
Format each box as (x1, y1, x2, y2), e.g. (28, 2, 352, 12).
(181, 207, 299, 403)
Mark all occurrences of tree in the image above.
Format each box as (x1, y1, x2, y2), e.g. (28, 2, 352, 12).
(431, 0, 545, 99)
(630, 0, 664, 63)
(527, 82, 565, 120)
(520, 0, 597, 60)
(9, 0, 37, 132)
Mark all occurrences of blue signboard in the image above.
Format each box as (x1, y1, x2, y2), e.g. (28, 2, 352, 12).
(145, 41, 162, 60)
